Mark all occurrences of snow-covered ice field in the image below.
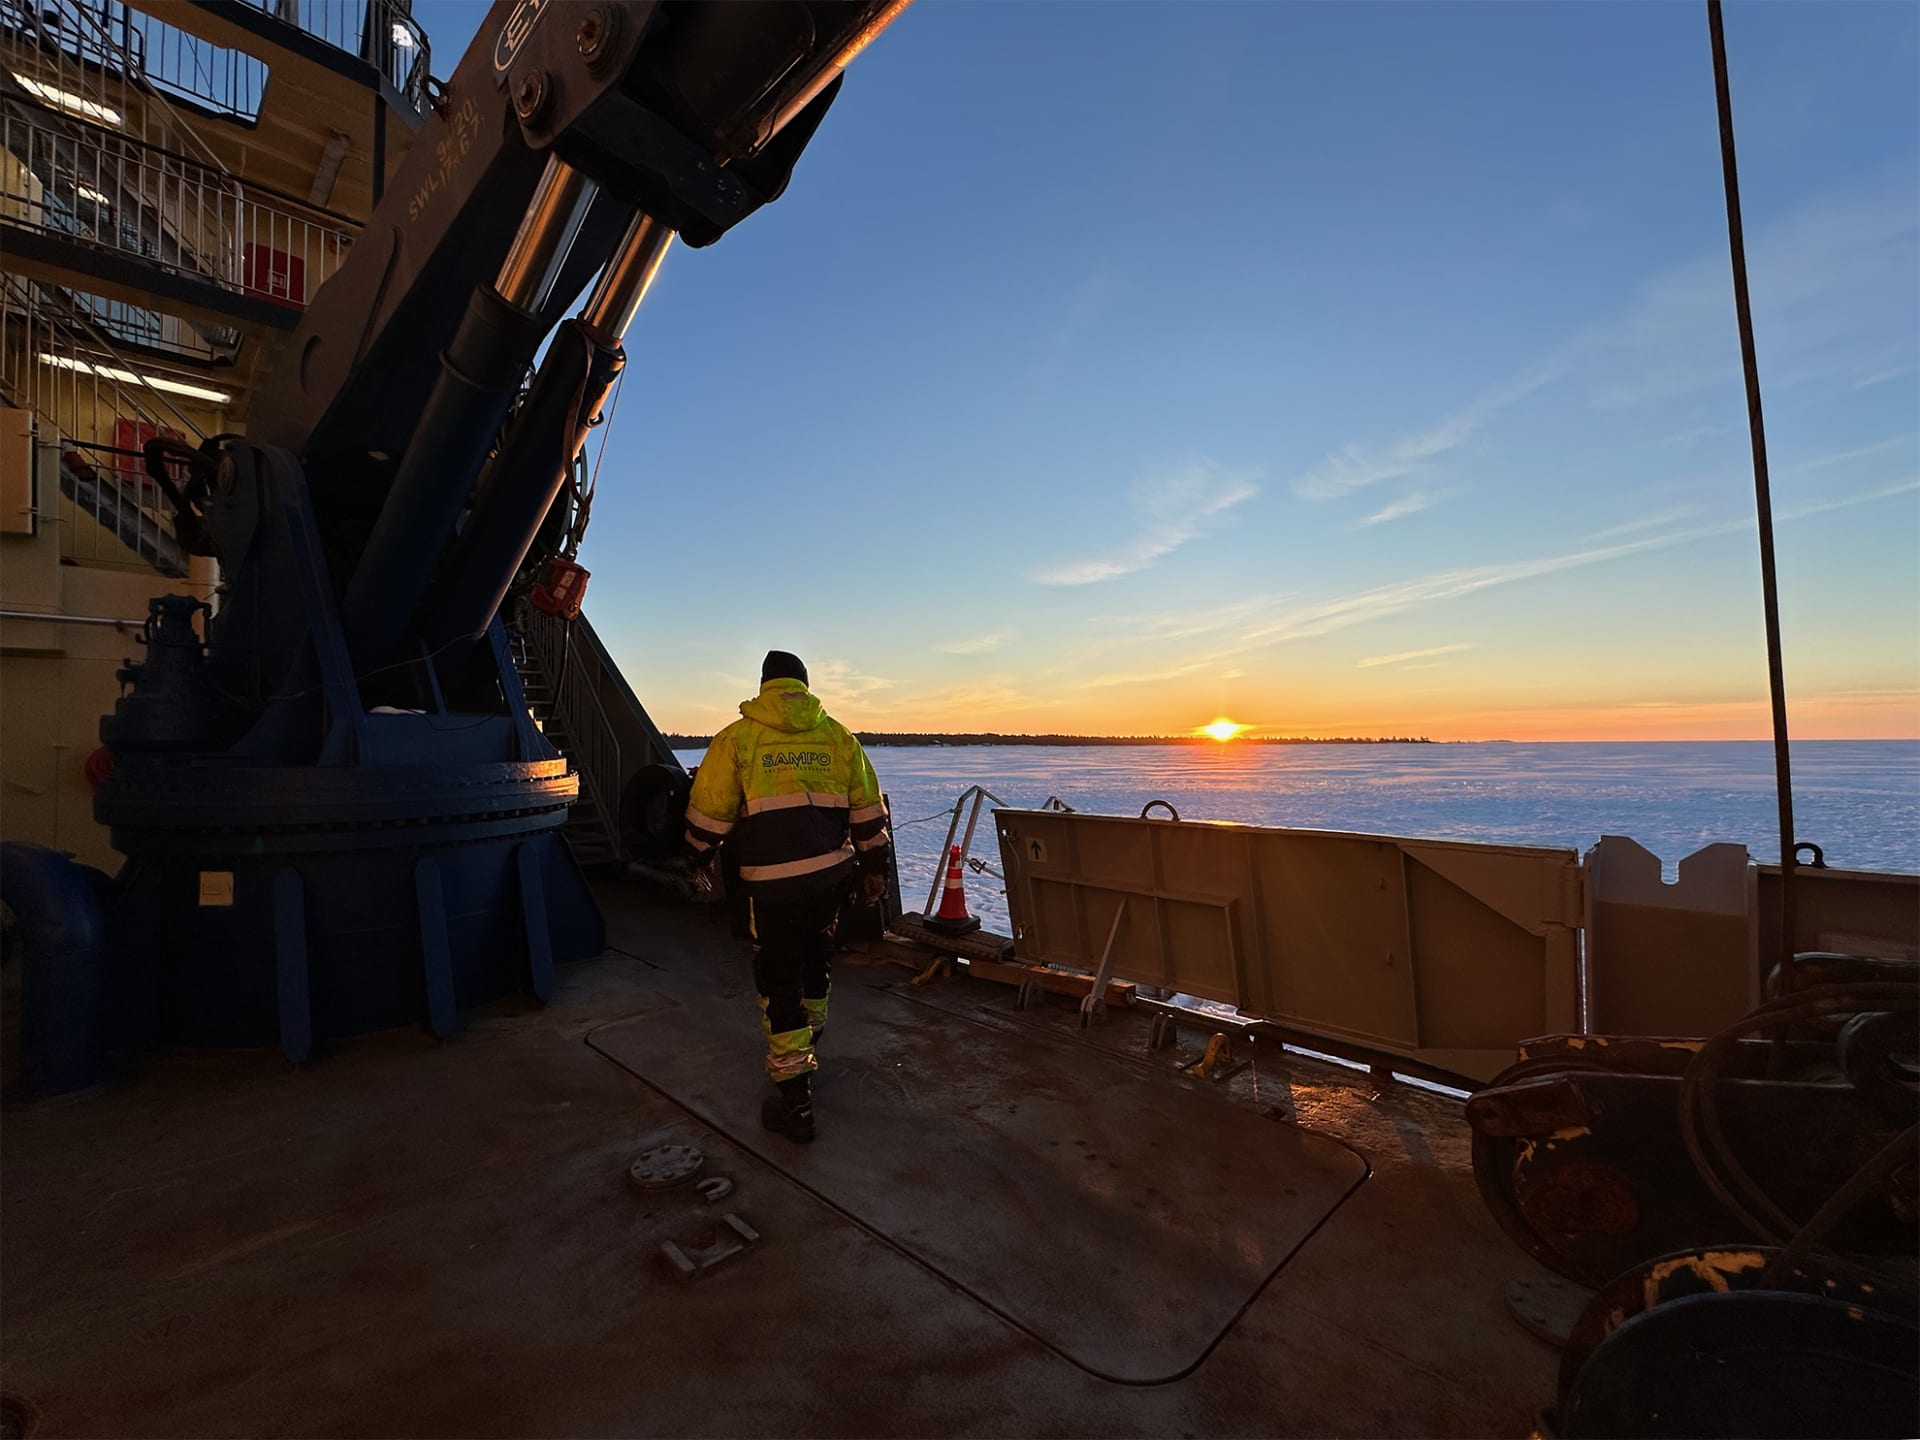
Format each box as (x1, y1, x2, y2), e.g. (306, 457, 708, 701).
(682, 740, 1920, 933)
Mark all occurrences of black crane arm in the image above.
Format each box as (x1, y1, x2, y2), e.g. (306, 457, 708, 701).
(245, 0, 908, 674)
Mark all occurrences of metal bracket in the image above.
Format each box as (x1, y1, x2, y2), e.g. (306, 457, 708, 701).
(909, 955, 952, 989)
(1148, 1013, 1180, 1053)
(923, 784, 1013, 916)
(1185, 1031, 1249, 1082)
(1078, 900, 1128, 1028)
(660, 1214, 758, 1279)
(695, 1176, 734, 1204)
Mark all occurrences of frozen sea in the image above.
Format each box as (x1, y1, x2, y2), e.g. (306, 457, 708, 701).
(675, 740, 1920, 933)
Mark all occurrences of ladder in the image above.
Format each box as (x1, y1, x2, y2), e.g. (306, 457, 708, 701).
(507, 617, 623, 869)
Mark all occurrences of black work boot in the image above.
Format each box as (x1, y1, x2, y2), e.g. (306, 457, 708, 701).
(760, 1075, 815, 1144)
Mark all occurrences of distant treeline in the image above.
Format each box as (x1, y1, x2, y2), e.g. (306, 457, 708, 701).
(663, 732, 1436, 748)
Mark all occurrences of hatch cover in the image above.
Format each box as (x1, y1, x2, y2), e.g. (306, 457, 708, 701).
(589, 983, 1367, 1383)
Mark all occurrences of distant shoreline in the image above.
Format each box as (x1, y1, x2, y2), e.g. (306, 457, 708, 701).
(663, 732, 1436, 748)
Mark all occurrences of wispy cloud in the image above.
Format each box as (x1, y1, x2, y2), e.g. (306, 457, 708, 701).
(1587, 505, 1699, 541)
(1293, 368, 1554, 501)
(811, 659, 894, 705)
(857, 675, 1065, 720)
(1239, 483, 1917, 648)
(1087, 592, 1293, 647)
(1073, 477, 1918, 688)
(1359, 491, 1441, 527)
(1853, 362, 1919, 392)
(1358, 643, 1477, 669)
(1027, 265, 1118, 384)
(1033, 463, 1259, 586)
(1787, 434, 1918, 474)
(1284, 179, 1916, 532)
(937, 629, 1013, 655)
(1586, 180, 1919, 410)
(1086, 657, 1222, 689)
(1660, 424, 1731, 447)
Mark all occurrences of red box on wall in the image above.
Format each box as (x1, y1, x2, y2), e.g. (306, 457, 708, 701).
(113, 418, 188, 486)
(242, 244, 306, 307)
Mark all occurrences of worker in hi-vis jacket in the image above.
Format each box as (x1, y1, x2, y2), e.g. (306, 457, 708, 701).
(684, 651, 891, 1142)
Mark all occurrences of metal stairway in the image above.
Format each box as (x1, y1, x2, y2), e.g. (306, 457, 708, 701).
(1, 270, 202, 574)
(0, 1, 343, 346)
(508, 615, 623, 870)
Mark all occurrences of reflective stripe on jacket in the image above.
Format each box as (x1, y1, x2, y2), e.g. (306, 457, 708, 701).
(685, 679, 890, 884)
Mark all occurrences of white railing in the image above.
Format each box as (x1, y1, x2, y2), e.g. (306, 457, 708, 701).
(0, 270, 200, 574)
(0, 103, 356, 310)
(64, 288, 232, 365)
(0, 0, 246, 178)
(3, 0, 431, 139)
(522, 605, 624, 857)
(238, 0, 431, 107)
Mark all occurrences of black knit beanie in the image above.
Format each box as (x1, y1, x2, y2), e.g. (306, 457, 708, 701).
(761, 650, 808, 686)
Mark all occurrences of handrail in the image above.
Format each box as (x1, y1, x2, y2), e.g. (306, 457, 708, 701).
(1, 103, 358, 310)
(0, 608, 145, 626)
(1, 0, 245, 185)
(521, 607, 623, 859)
(3, 1, 433, 129)
(0, 270, 196, 573)
(3, 272, 207, 439)
(924, 784, 1013, 915)
(220, 0, 432, 110)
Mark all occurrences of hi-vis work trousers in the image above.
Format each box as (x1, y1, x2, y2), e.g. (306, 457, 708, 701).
(748, 866, 847, 1082)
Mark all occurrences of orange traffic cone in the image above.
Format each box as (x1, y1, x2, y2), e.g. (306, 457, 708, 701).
(927, 845, 980, 934)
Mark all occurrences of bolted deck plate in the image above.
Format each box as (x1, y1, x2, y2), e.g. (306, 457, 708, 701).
(628, 1143, 705, 1190)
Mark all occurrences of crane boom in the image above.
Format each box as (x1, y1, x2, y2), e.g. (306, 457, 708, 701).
(79, 0, 911, 1065)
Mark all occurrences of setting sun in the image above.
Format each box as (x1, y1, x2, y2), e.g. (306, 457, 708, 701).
(1200, 719, 1249, 742)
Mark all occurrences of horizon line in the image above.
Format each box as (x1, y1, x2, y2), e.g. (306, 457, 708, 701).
(659, 731, 1918, 744)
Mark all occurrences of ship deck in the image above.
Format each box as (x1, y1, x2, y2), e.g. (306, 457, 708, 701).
(2, 881, 1560, 1436)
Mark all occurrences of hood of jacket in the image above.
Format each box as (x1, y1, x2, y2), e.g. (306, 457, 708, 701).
(740, 678, 826, 734)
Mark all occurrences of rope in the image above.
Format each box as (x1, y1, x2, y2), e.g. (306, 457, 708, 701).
(1708, 0, 1799, 1007)
(566, 363, 626, 559)
(894, 807, 961, 829)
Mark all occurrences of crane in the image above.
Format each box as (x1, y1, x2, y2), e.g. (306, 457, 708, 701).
(44, 0, 914, 1070)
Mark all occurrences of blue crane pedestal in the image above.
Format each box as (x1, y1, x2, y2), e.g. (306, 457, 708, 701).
(97, 756, 602, 1063)
(79, 445, 606, 1072)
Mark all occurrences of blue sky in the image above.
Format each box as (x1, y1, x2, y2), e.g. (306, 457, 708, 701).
(416, 0, 1918, 738)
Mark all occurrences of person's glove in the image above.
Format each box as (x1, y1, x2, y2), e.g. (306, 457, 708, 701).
(861, 872, 888, 907)
(685, 846, 717, 898)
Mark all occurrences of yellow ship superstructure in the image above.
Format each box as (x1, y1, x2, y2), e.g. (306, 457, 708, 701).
(1, 0, 432, 867)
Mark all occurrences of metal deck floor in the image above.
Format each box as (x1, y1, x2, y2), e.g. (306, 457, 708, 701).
(590, 978, 1366, 1382)
(1, 883, 1560, 1436)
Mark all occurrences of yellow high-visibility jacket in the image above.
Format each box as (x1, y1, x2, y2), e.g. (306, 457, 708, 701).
(684, 679, 890, 886)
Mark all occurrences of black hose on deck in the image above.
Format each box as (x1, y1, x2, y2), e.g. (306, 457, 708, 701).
(1677, 983, 1919, 1244)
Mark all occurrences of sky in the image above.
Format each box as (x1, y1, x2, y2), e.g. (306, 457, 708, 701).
(417, 0, 1919, 740)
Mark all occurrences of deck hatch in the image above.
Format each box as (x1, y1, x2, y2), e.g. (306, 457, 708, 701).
(589, 981, 1367, 1384)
